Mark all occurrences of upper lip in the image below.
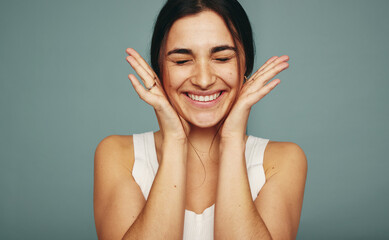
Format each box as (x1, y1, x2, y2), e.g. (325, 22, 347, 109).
(184, 90, 224, 96)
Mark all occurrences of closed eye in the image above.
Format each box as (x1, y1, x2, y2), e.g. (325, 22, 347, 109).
(215, 58, 231, 62)
(175, 60, 191, 65)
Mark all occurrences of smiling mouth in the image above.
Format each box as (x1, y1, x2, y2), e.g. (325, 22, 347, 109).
(186, 91, 223, 102)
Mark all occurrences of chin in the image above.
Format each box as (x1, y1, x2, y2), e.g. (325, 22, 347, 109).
(190, 121, 219, 129)
(185, 113, 224, 129)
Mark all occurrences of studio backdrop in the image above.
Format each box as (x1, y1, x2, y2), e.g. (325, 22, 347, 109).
(0, 0, 388, 239)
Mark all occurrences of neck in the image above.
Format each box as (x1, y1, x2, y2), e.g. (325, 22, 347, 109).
(182, 124, 222, 168)
(154, 123, 223, 165)
(187, 125, 220, 152)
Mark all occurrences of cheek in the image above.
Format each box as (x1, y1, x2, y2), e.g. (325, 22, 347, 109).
(163, 64, 193, 89)
(162, 67, 187, 98)
(214, 64, 241, 87)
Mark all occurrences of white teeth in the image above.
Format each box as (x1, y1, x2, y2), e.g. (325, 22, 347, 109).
(188, 92, 221, 102)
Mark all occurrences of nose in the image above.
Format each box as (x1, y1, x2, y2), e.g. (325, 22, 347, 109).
(190, 60, 216, 89)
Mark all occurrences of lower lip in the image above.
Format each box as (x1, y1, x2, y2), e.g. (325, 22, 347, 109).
(184, 92, 225, 108)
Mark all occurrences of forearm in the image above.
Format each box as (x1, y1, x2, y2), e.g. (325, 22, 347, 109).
(123, 138, 187, 240)
(214, 140, 272, 240)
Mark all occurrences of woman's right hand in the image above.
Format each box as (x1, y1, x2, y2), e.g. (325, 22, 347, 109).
(126, 48, 190, 142)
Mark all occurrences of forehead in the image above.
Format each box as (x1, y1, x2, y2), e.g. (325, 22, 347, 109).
(165, 10, 235, 51)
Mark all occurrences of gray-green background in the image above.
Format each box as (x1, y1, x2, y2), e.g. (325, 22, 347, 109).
(1, 0, 388, 239)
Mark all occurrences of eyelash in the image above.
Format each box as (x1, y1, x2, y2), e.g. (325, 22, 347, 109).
(175, 60, 190, 65)
(174, 58, 231, 65)
(215, 58, 231, 62)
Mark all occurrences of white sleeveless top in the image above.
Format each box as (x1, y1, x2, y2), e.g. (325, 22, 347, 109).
(132, 131, 269, 240)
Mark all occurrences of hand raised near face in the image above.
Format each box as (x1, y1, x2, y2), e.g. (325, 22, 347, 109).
(220, 55, 290, 141)
(126, 48, 190, 141)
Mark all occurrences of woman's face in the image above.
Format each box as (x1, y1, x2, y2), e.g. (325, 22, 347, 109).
(162, 10, 245, 128)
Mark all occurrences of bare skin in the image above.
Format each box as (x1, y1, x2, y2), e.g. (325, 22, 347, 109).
(93, 134, 306, 239)
(94, 10, 307, 240)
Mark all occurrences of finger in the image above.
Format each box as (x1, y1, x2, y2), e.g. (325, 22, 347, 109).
(126, 48, 155, 77)
(127, 55, 156, 88)
(128, 73, 156, 105)
(246, 79, 281, 105)
(257, 78, 280, 98)
(255, 61, 289, 87)
(249, 55, 289, 87)
(260, 78, 280, 97)
(257, 55, 289, 77)
(244, 63, 287, 96)
(255, 56, 278, 74)
(248, 56, 278, 81)
(126, 48, 157, 80)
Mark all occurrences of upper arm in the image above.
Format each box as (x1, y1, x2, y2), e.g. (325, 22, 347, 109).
(93, 135, 146, 240)
(254, 142, 307, 239)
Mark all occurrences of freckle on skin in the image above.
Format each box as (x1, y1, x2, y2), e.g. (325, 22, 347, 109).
(174, 185, 177, 188)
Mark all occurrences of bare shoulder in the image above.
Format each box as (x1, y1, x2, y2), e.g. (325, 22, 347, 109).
(94, 134, 135, 172)
(263, 140, 307, 181)
(255, 140, 307, 238)
(94, 134, 145, 239)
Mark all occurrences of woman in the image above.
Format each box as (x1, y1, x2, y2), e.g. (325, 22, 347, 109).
(94, 0, 307, 239)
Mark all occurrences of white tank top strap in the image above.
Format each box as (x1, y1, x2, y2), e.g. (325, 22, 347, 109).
(132, 131, 159, 200)
(245, 135, 270, 201)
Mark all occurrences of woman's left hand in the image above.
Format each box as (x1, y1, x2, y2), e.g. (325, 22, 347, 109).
(219, 55, 290, 142)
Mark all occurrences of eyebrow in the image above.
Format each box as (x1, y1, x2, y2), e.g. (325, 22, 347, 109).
(210, 45, 237, 54)
(166, 45, 237, 56)
(167, 48, 193, 56)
